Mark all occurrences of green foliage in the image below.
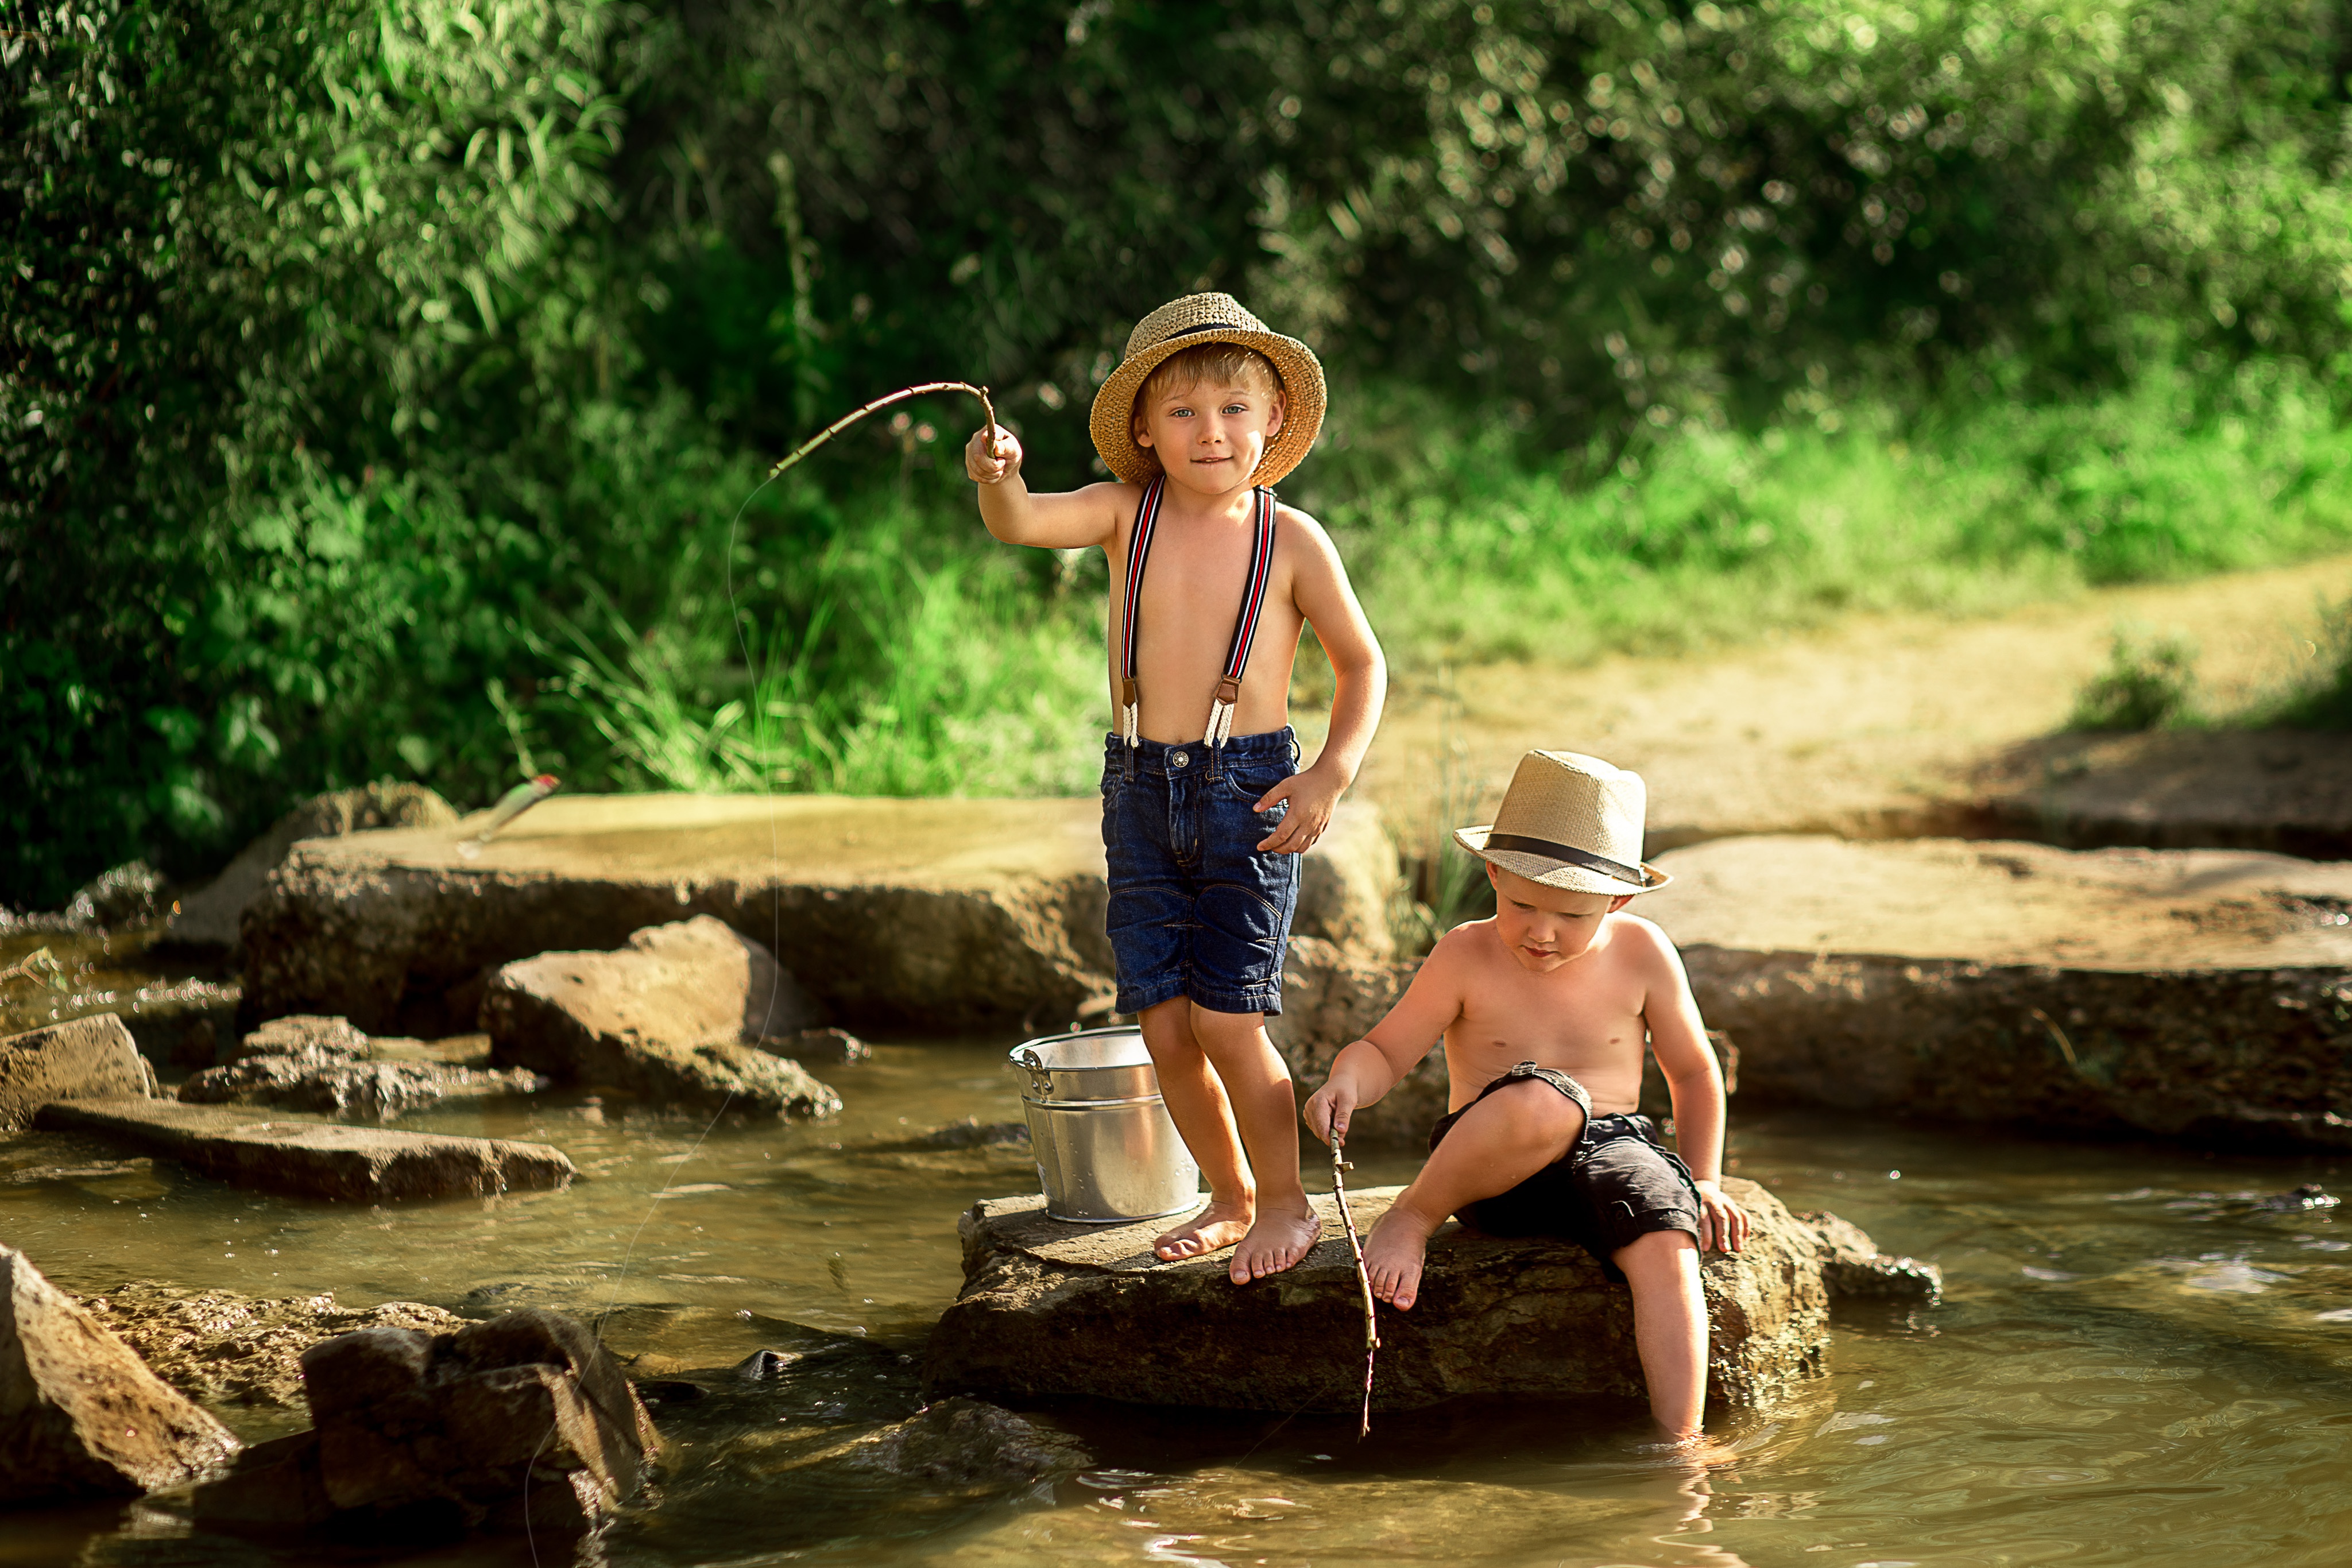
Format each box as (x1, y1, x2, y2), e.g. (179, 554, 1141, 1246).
(2069, 622, 2199, 731)
(11, 0, 2352, 905)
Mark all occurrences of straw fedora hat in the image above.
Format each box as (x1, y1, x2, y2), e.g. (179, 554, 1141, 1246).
(1454, 750, 1672, 896)
(1088, 293, 1326, 487)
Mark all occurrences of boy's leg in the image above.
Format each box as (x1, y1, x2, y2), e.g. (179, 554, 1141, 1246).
(1614, 1229, 1709, 1443)
(1139, 997, 1256, 1263)
(1363, 1078, 1587, 1310)
(1187, 1004, 1320, 1283)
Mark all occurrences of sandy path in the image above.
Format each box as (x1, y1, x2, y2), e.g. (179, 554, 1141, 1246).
(1332, 553, 2352, 857)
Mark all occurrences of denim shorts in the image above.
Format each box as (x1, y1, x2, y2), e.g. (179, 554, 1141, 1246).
(1101, 726, 1303, 1017)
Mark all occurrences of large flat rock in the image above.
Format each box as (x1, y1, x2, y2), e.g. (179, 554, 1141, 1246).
(34, 1098, 577, 1203)
(1972, 730, 2352, 860)
(1646, 836, 2352, 1144)
(241, 794, 1394, 1036)
(925, 1179, 1856, 1415)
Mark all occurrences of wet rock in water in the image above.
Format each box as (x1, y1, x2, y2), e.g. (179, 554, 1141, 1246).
(484, 917, 838, 1120)
(2253, 1183, 2339, 1213)
(763, 1026, 869, 1065)
(72, 1284, 464, 1408)
(1797, 1212, 1945, 1306)
(927, 1178, 1838, 1414)
(734, 1348, 796, 1383)
(36, 1097, 576, 1203)
(167, 783, 457, 952)
(194, 1307, 657, 1538)
(0, 1013, 157, 1132)
(179, 1012, 542, 1121)
(1645, 837, 2352, 1147)
(826, 1396, 1084, 1491)
(238, 793, 1396, 1035)
(1266, 936, 1432, 1145)
(908, 1118, 1027, 1150)
(0, 1244, 241, 1506)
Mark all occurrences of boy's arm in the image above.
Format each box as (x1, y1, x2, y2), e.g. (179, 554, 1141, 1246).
(1637, 922, 1752, 1254)
(1253, 508, 1387, 854)
(1301, 932, 1465, 1146)
(965, 425, 1129, 549)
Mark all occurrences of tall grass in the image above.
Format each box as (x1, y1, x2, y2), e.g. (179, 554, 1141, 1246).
(1302, 358, 2352, 669)
(533, 361, 2352, 803)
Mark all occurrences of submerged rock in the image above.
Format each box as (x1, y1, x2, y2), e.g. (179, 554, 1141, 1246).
(0, 1013, 157, 1132)
(36, 1097, 576, 1203)
(72, 1284, 465, 1408)
(1646, 836, 2352, 1147)
(0, 1245, 241, 1507)
(927, 1178, 1854, 1414)
(179, 1012, 541, 1120)
(764, 1026, 869, 1066)
(194, 1307, 657, 1538)
(483, 917, 838, 1120)
(823, 1396, 1084, 1491)
(1797, 1212, 1945, 1306)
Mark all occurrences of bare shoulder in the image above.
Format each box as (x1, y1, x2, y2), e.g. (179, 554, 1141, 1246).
(1426, 917, 1501, 974)
(1606, 912, 1691, 978)
(1272, 499, 1342, 559)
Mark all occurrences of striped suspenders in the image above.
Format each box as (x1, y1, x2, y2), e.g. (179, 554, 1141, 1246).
(1118, 478, 1279, 752)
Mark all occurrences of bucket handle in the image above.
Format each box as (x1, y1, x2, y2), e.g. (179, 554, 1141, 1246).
(1012, 1048, 1054, 1099)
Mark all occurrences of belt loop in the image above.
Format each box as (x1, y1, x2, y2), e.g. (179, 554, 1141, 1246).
(1123, 737, 1136, 784)
(1206, 737, 1223, 783)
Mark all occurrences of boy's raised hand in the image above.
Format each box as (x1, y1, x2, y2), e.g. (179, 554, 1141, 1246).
(964, 424, 1023, 485)
(1254, 761, 1345, 854)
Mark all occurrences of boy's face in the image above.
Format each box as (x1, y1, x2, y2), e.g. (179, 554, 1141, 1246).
(1486, 864, 1633, 973)
(1134, 376, 1286, 494)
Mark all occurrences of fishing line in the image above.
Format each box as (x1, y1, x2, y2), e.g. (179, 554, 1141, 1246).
(534, 381, 1009, 1557)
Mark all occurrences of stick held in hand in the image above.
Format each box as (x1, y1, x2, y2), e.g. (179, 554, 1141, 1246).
(767, 381, 999, 479)
(1328, 1132, 1381, 1439)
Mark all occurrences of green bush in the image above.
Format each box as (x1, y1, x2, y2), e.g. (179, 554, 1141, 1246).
(11, 0, 2352, 905)
(2068, 624, 2199, 731)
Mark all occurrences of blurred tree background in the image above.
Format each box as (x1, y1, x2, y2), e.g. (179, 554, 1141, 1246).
(9, 0, 2352, 905)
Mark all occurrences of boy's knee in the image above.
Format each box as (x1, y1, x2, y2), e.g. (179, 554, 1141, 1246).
(1481, 1078, 1587, 1145)
(1614, 1226, 1699, 1279)
(1185, 1005, 1270, 1055)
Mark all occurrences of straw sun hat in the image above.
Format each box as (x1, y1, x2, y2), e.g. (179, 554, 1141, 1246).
(1454, 750, 1672, 896)
(1088, 292, 1326, 486)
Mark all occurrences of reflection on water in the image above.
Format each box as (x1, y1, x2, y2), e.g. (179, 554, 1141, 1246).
(5, 1034, 2352, 1567)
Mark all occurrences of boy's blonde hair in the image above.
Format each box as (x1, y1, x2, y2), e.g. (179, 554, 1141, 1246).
(1128, 342, 1286, 469)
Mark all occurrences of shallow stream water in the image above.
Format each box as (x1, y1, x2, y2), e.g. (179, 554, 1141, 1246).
(7, 933, 2352, 1566)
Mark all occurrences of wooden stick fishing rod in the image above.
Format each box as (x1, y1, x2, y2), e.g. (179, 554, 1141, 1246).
(767, 381, 999, 479)
(1329, 1132, 1381, 1438)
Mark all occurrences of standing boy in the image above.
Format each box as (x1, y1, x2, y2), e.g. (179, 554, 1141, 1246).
(966, 293, 1387, 1283)
(1303, 750, 1750, 1446)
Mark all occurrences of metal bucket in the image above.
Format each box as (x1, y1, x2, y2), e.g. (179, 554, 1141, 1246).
(1010, 1027, 1200, 1224)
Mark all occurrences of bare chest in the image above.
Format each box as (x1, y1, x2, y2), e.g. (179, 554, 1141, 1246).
(1103, 511, 1303, 737)
(1442, 954, 1651, 1109)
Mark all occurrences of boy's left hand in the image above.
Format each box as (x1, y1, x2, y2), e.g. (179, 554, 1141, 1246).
(1692, 1180, 1750, 1253)
(1254, 762, 1346, 854)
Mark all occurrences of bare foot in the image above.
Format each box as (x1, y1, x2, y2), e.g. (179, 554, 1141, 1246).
(1155, 1199, 1253, 1262)
(1231, 1204, 1322, 1283)
(1361, 1206, 1438, 1308)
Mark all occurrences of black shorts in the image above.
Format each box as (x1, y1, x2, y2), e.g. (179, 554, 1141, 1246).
(1429, 1063, 1704, 1284)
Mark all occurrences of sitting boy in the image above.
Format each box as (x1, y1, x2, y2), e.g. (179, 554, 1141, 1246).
(965, 293, 1387, 1283)
(1303, 749, 1750, 1446)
